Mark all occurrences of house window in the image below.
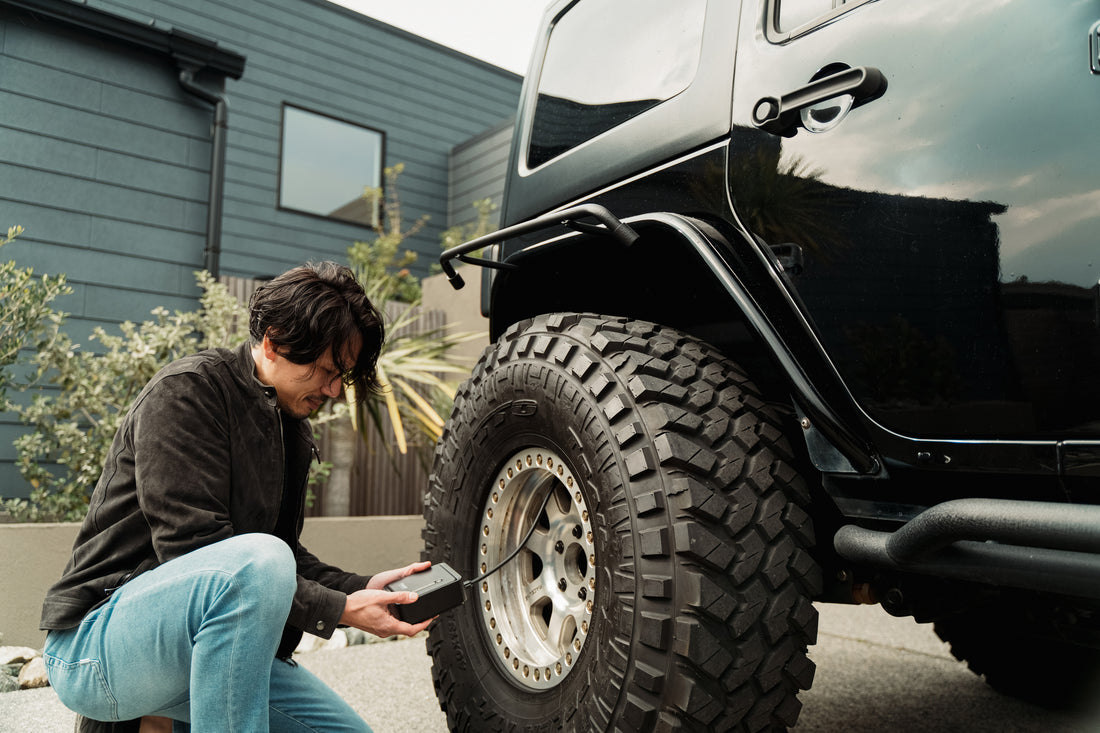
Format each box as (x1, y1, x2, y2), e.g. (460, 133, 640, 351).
(278, 105, 384, 226)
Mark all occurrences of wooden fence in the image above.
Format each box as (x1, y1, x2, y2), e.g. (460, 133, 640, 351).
(220, 276, 445, 517)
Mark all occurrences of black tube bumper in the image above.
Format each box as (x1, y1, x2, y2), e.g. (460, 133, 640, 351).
(834, 499, 1100, 600)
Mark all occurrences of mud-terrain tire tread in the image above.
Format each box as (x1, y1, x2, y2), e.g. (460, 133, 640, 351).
(423, 313, 820, 732)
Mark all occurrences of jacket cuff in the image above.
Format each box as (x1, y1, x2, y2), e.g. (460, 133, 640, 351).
(305, 584, 351, 639)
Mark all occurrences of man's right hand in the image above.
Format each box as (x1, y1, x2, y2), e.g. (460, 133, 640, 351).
(340, 587, 435, 638)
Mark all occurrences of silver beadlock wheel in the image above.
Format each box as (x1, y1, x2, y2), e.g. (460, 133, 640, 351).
(477, 448, 596, 690)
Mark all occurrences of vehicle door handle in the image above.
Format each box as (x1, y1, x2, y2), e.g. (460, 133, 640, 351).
(1090, 20, 1100, 74)
(752, 66, 887, 137)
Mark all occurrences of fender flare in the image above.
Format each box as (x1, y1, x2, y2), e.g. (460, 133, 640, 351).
(440, 206, 880, 475)
(632, 213, 880, 475)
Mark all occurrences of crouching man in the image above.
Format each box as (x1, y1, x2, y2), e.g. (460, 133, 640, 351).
(41, 262, 432, 732)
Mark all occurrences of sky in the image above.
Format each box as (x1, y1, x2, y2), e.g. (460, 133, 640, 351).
(327, 0, 549, 75)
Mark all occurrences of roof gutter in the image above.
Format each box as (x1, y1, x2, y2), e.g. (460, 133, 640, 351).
(0, 0, 246, 77)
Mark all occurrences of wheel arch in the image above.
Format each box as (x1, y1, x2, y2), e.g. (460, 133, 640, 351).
(485, 211, 880, 477)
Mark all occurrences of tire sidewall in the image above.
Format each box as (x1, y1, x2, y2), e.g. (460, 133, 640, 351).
(428, 360, 628, 729)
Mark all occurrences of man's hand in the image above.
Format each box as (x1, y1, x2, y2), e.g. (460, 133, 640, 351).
(340, 560, 435, 638)
(366, 560, 431, 592)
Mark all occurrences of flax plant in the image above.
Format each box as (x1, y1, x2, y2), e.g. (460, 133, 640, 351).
(345, 165, 487, 456)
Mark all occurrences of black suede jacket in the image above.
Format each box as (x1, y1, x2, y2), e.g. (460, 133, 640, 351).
(40, 341, 369, 653)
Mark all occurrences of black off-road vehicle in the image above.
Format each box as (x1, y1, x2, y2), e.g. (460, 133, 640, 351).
(425, 1, 1100, 730)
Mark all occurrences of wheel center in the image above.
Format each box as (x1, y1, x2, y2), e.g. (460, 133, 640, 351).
(477, 448, 596, 690)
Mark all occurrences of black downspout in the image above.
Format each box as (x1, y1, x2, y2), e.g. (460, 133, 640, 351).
(177, 66, 227, 278)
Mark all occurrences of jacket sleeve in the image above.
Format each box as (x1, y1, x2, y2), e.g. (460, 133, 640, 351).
(131, 372, 236, 562)
(280, 417, 372, 637)
(286, 545, 372, 637)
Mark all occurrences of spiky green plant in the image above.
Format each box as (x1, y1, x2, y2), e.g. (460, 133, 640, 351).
(352, 278, 483, 455)
(345, 164, 488, 455)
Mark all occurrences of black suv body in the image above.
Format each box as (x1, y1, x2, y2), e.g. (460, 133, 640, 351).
(426, 1, 1100, 730)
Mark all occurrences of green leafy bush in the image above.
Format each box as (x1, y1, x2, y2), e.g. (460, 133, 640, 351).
(347, 163, 428, 304)
(3, 273, 248, 522)
(0, 226, 70, 412)
(439, 197, 497, 253)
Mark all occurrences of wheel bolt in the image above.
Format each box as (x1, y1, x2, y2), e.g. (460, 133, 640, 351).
(558, 578, 567, 591)
(555, 540, 565, 554)
(572, 525, 582, 538)
(578, 587, 587, 600)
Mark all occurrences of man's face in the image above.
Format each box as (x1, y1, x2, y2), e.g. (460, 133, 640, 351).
(262, 337, 360, 419)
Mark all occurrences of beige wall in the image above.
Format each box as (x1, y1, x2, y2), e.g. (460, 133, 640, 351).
(421, 264, 490, 365)
(0, 516, 425, 649)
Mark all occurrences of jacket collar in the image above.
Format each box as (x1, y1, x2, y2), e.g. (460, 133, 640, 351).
(232, 340, 279, 409)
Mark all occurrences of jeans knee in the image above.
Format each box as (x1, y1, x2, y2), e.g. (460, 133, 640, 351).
(221, 534, 296, 603)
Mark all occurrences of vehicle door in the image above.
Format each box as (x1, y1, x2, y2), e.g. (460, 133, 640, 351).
(730, 0, 1100, 442)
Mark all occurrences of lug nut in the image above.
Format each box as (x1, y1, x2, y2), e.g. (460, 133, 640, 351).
(558, 578, 567, 591)
(555, 540, 565, 554)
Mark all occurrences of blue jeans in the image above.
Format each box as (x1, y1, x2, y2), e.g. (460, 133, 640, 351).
(44, 534, 371, 732)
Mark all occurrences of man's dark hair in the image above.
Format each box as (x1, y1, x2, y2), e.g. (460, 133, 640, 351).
(248, 262, 385, 401)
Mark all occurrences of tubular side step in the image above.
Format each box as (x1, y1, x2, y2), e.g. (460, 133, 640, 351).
(834, 499, 1100, 599)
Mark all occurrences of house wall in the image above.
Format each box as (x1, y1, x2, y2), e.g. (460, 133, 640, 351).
(0, 8, 219, 332)
(0, 0, 521, 500)
(449, 118, 515, 230)
(79, 0, 523, 280)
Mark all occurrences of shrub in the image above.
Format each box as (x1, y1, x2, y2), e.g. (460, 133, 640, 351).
(347, 163, 427, 304)
(3, 273, 248, 522)
(0, 226, 70, 412)
(343, 165, 488, 455)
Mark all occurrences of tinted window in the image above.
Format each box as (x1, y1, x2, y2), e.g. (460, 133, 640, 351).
(527, 0, 706, 169)
(279, 105, 383, 226)
(771, 0, 875, 38)
(777, 0, 832, 31)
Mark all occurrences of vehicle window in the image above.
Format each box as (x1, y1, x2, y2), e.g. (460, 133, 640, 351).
(777, 0, 832, 31)
(278, 104, 383, 226)
(771, 0, 875, 39)
(527, 0, 707, 169)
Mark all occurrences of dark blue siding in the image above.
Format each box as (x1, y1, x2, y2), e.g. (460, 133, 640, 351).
(87, 0, 522, 280)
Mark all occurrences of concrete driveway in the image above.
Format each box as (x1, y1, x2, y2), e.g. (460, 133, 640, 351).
(799, 604, 1096, 732)
(3, 603, 1096, 732)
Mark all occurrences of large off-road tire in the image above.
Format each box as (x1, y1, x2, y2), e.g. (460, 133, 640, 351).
(934, 605, 1100, 710)
(423, 313, 821, 732)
